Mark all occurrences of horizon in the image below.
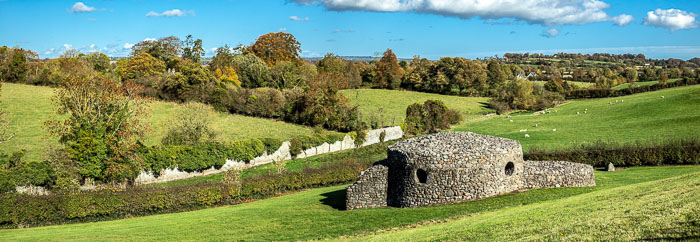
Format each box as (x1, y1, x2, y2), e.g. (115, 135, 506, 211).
(1, 0, 699, 60)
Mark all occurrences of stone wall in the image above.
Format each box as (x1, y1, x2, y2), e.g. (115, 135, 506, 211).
(346, 162, 389, 209)
(521, 160, 596, 189)
(133, 126, 403, 185)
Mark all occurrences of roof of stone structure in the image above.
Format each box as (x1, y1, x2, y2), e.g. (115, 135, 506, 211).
(387, 132, 521, 164)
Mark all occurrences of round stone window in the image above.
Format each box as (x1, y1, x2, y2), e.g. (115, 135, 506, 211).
(504, 162, 515, 176)
(416, 169, 428, 184)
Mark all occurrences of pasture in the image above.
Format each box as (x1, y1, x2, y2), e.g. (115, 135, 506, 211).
(0, 166, 697, 240)
(0, 83, 320, 162)
(612, 78, 681, 90)
(339, 89, 491, 126)
(453, 85, 700, 151)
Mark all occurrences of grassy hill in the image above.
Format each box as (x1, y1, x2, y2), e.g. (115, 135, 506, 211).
(339, 89, 491, 126)
(0, 166, 697, 240)
(533, 80, 595, 88)
(453, 85, 700, 151)
(0, 83, 321, 162)
(612, 78, 681, 90)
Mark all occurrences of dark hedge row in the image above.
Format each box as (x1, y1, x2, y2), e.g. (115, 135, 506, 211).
(0, 160, 369, 228)
(524, 139, 700, 167)
(565, 77, 699, 99)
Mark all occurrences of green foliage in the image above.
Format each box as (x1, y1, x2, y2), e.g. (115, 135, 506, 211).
(259, 138, 283, 153)
(0, 160, 367, 228)
(181, 35, 205, 63)
(403, 100, 462, 135)
(374, 49, 403, 89)
(248, 32, 301, 66)
(162, 102, 219, 146)
(140, 139, 265, 175)
(231, 53, 271, 88)
(0, 151, 54, 193)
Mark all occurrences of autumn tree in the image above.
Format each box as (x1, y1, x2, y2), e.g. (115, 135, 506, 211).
(181, 34, 205, 63)
(0, 46, 37, 83)
(209, 45, 235, 72)
(45, 74, 151, 183)
(248, 32, 301, 66)
(131, 36, 181, 64)
(374, 49, 404, 89)
(214, 66, 241, 88)
(120, 52, 166, 83)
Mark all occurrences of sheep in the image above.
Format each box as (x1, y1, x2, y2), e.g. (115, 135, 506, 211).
(609, 102, 612, 104)
(621, 100, 624, 102)
(552, 128, 557, 132)
(585, 108, 588, 111)
(509, 120, 514, 122)
(519, 129, 527, 132)
(577, 112, 580, 115)
(524, 134, 530, 138)
(535, 123, 538, 128)
(506, 115, 512, 118)
(661, 96, 665, 99)
(555, 110, 558, 113)
(615, 100, 618, 103)
(584, 110, 587, 114)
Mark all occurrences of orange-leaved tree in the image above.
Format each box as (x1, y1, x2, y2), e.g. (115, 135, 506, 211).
(248, 32, 301, 66)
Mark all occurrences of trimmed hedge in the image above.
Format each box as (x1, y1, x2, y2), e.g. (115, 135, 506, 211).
(0, 161, 369, 228)
(565, 77, 699, 99)
(289, 133, 347, 157)
(524, 139, 700, 167)
(139, 140, 265, 175)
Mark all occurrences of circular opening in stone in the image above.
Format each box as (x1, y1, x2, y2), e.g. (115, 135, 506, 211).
(416, 169, 428, 184)
(504, 162, 515, 176)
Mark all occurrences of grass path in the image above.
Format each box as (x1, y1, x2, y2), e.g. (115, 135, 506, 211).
(453, 85, 700, 151)
(351, 170, 700, 241)
(0, 166, 697, 241)
(339, 89, 491, 126)
(0, 83, 319, 162)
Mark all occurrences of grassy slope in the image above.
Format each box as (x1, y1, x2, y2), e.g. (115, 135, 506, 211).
(353, 170, 700, 241)
(1, 166, 697, 240)
(0, 83, 318, 162)
(533, 80, 595, 88)
(339, 89, 491, 126)
(453, 85, 700, 151)
(612, 78, 681, 90)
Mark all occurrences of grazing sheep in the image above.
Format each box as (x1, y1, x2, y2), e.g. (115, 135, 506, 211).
(520, 129, 527, 132)
(585, 108, 588, 111)
(555, 110, 558, 113)
(507, 115, 512, 118)
(584, 110, 587, 114)
(661, 96, 665, 99)
(621, 100, 624, 102)
(524, 134, 530, 138)
(535, 123, 538, 128)
(609, 102, 612, 104)
(552, 128, 557, 132)
(577, 112, 580, 115)
(615, 100, 618, 103)
(509, 120, 514, 122)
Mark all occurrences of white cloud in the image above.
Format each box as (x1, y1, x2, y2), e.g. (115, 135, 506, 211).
(143, 38, 156, 42)
(612, 14, 634, 26)
(63, 44, 73, 49)
(146, 9, 195, 17)
(541, 28, 559, 38)
(294, 0, 633, 26)
(289, 16, 310, 21)
(123, 43, 134, 49)
(644, 8, 698, 31)
(279, 27, 287, 32)
(71, 2, 96, 13)
(89, 44, 95, 49)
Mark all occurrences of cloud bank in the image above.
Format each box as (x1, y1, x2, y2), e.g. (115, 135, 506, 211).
(146, 9, 195, 17)
(289, 16, 310, 21)
(293, 0, 632, 26)
(644, 9, 698, 31)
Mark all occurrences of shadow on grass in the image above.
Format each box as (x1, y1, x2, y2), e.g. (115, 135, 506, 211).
(320, 188, 347, 211)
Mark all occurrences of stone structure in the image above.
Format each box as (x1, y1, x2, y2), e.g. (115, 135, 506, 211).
(607, 162, 615, 171)
(346, 132, 595, 210)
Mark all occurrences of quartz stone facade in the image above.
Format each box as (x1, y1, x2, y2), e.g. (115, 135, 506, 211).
(346, 132, 596, 210)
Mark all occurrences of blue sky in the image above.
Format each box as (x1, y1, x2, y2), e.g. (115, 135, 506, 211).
(1, 0, 699, 60)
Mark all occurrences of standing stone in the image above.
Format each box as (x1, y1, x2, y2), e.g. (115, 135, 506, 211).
(607, 162, 615, 172)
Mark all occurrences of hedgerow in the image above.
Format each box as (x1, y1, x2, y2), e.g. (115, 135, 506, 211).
(565, 77, 699, 99)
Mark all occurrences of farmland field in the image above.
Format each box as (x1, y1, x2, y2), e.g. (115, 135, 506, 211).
(0, 166, 697, 240)
(0, 83, 322, 162)
(612, 78, 681, 90)
(339, 89, 491, 126)
(453, 85, 700, 151)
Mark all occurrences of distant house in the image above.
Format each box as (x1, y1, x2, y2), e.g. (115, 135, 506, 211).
(517, 72, 537, 79)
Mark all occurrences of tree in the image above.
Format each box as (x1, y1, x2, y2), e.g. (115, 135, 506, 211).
(131, 36, 181, 64)
(487, 60, 506, 90)
(270, 61, 316, 89)
(623, 68, 638, 83)
(403, 100, 461, 135)
(181, 35, 205, 63)
(248, 32, 301, 66)
(120, 52, 166, 83)
(214, 66, 241, 88)
(231, 53, 271, 88)
(162, 102, 219, 146)
(45, 74, 151, 183)
(209, 45, 235, 72)
(374, 49, 404, 89)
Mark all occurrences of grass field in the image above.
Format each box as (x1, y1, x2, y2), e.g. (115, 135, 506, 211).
(454, 85, 700, 151)
(0, 166, 697, 240)
(339, 89, 491, 126)
(612, 78, 681, 90)
(532, 80, 596, 88)
(0, 83, 320, 162)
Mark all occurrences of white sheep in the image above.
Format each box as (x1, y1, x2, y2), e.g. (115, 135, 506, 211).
(552, 128, 557, 132)
(661, 96, 665, 99)
(577, 112, 580, 115)
(585, 108, 588, 111)
(621, 100, 624, 102)
(555, 110, 558, 113)
(584, 110, 587, 114)
(609, 102, 612, 104)
(519, 129, 527, 132)
(509, 120, 514, 122)
(507, 115, 512, 118)
(524, 134, 530, 138)
(535, 123, 538, 128)
(615, 100, 618, 103)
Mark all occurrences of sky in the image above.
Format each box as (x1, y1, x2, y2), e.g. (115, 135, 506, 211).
(1, 0, 699, 60)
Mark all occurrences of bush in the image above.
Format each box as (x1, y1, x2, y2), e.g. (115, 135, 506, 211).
(0, 151, 55, 193)
(161, 102, 219, 146)
(403, 100, 461, 135)
(260, 138, 284, 153)
(0, 161, 369, 228)
(524, 139, 700, 167)
(139, 140, 265, 175)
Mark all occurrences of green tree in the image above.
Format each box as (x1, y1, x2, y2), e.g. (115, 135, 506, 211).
(623, 68, 638, 83)
(131, 36, 181, 64)
(231, 53, 271, 88)
(248, 32, 301, 66)
(487, 60, 506, 90)
(209, 44, 235, 72)
(120, 52, 166, 83)
(162, 102, 219, 146)
(45, 74, 151, 183)
(181, 34, 205, 63)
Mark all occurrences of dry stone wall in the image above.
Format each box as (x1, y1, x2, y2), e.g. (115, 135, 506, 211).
(133, 126, 403, 185)
(346, 132, 596, 210)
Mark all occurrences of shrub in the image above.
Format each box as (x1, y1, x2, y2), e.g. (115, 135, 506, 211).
(161, 102, 219, 146)
(139, 140, 265, 175)
(260, 138, 284, 153)
(403, 100, 461, 135)
(525, 138, 700, 167)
